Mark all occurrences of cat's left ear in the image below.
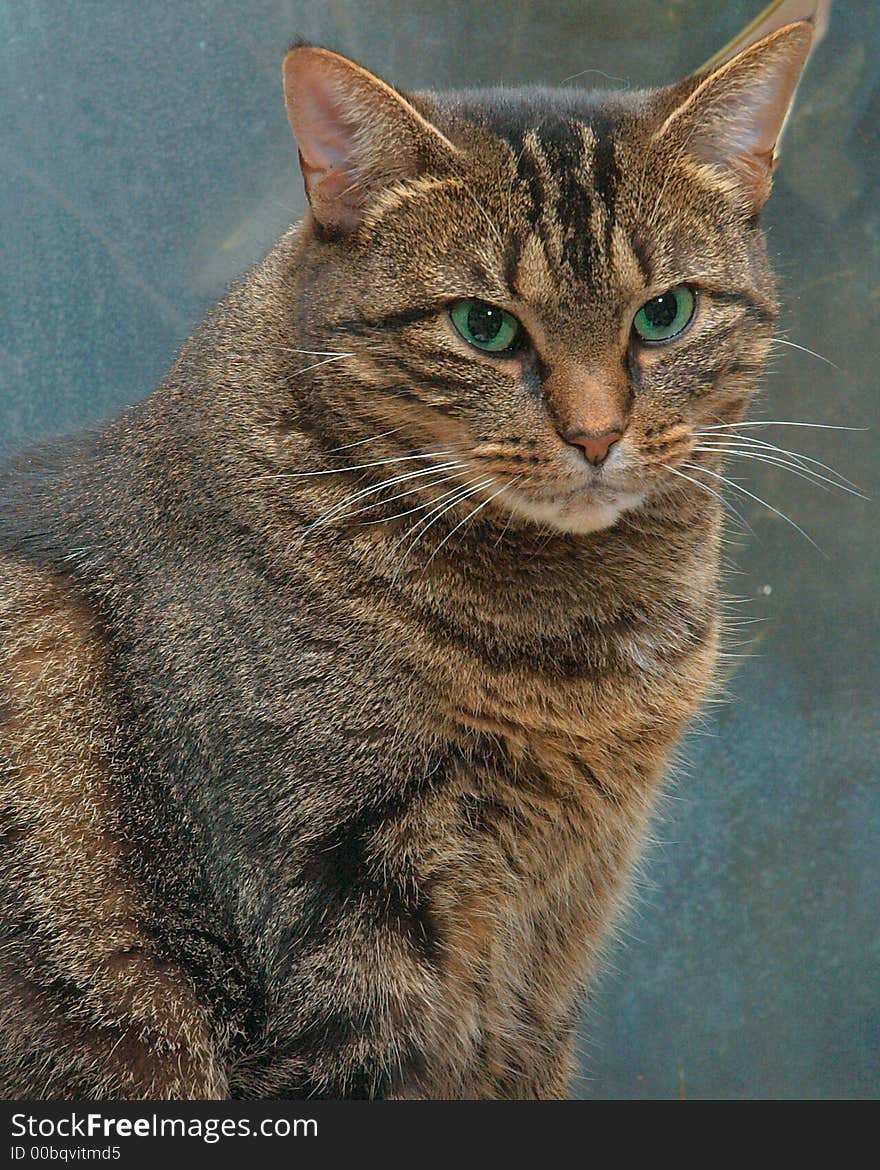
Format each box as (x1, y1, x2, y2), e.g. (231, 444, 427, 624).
(282, 44, 458, 235)
(654, 21, 816, 213)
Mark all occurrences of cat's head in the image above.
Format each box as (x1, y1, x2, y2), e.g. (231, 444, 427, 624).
(278, 16, 818, 536)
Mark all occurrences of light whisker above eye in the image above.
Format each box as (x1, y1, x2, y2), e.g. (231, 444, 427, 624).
(457, 182, 505, 251)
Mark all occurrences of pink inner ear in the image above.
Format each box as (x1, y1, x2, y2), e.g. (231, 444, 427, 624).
(292, 73, 357, 178)
(282, 46, 457, 233)
(660, 24, 814, 211)
(710, 66, 801, 165)
(286, 63, 357, 179)
(284, 57, 371, 231)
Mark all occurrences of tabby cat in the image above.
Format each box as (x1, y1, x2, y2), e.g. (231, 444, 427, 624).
(0, 2, 826, 1099)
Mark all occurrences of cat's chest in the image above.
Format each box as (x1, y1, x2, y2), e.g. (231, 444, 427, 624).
(419, 614, 716, 932)
(401, 712, 667, 1067)
(427, 605, 715, 781)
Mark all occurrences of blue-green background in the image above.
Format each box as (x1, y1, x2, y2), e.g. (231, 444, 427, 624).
(2, 1, 877, 1099)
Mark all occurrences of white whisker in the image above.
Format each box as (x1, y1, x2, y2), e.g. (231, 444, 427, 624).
(305, 461, 465, 532)
(424, 477, 519, 569)
(274, 347, 355, 358)
(695, 444, 851, 493)
(691, 445, 868, 499)
(661, 463, 754, 536)
(289, 353, 354, 377)
(682, 461, 823, 553)
(493, 497, 519, 549)
(357, 477, 468, 527)
(253, 450, 458, 482)
(648, 119, 702, 224)
(769, 338, 838, 368)
(390, 477, 495, 583)
(461, 184, 504, 251)
(325, 427, 407, 453)
(308, 472, 455, 534)
(695, 431, 863, 491)
(701, 421, 866, 433)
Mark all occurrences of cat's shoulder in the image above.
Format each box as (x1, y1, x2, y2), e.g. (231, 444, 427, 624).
(0, 429, 102, 558)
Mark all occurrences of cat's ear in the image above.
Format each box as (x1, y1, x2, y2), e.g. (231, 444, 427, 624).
(282, 45, 458, 235)
(655, 21, 816, 213)
(695, 0, 830, 75)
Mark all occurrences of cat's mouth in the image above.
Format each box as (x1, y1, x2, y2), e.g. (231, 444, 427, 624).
(449, 429, 706, 535)
(500, 478, 646, 535)
(476, 435, 652, 534)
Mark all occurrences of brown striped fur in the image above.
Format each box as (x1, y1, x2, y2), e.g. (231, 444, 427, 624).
(0, 563, 225, 1098)
(0, 15, 819, 1098)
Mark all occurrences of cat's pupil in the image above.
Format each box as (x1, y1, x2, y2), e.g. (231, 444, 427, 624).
(643, 294, 678, 329)
(467, 302, 504, 342)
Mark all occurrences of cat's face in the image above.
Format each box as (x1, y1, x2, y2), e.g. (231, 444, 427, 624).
(283, 24, 814, 535)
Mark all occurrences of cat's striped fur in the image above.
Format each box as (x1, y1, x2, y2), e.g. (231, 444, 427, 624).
(0, 18, 816, 1098)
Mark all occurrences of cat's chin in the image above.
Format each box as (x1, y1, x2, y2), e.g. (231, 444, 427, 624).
(503, 490, 644, 535)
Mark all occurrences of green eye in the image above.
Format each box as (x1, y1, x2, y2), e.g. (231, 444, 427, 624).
(633, 285, 696, 344)
(449, 299, 522, 354)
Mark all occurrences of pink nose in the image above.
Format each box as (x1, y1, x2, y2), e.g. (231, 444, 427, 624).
(565, 428, 624, 467)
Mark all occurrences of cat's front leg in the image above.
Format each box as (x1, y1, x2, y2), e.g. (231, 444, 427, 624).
(229, 946, 472, 1099)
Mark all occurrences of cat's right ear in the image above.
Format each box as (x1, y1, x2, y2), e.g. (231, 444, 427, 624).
(695, 0, 830, 75)
(653, 21, 816, 214)
(282, 45, 458, 235)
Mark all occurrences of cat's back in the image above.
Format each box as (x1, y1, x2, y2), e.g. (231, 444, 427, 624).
(0, 441, 113, 821)
(0, 431, 122, 753)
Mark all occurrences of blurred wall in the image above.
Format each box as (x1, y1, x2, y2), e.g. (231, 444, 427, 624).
(1, 0, 877, 1099)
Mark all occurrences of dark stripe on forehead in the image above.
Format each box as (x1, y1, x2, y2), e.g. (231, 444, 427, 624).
(502, 232, 523, 295)
(589, 113, 620, 265)
(510, 131, 562, 282)
(539, 124, 595, 280)
(514, 135, 547, 223)
(508, 119, 597, 286)
(453, 95, 630, 295)
(630, 227, 654, 285)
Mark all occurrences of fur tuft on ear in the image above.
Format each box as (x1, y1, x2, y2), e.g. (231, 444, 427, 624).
(656, 21, 816, 214)
(282, 46, 458, 235)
